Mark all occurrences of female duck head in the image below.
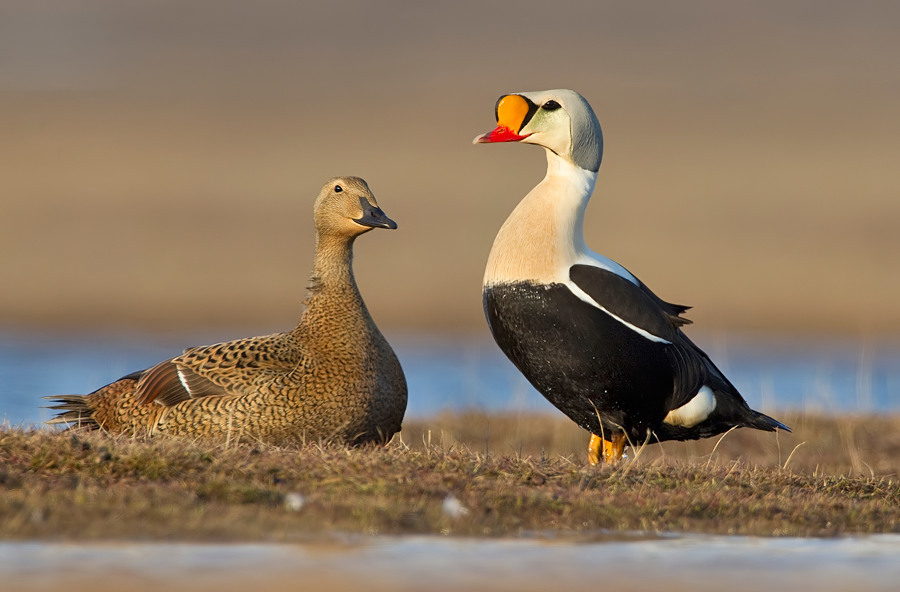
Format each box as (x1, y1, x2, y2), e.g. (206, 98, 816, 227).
(314, 176, 397, 239)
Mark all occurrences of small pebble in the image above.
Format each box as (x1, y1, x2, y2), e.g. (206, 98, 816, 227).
(284, 492, 306, 512)
(442, 494, 469, 519)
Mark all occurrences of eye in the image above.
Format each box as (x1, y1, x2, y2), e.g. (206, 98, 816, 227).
(334, 184, 343, 193)
(542, 100, 561, 111)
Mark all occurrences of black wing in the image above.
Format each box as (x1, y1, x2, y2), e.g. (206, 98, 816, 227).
(569, 264, 691, 343)
(570, 263, 712, 410)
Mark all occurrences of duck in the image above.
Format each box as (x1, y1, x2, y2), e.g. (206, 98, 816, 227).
(45, 176, 407, 446)
(474, 89, 789, 464)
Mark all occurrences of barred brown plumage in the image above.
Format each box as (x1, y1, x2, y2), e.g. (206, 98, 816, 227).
(45, 177, 407, 446)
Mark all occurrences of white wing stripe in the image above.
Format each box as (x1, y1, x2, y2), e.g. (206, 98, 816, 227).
(575, 250, 638, 286)
(564, 280, 671, 344)
(176, 368, 192, 395)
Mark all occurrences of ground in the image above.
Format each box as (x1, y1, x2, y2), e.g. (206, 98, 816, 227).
(1, 412, 897, 540)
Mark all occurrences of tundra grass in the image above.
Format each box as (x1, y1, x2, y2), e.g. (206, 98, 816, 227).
(0, 412, 897, 541)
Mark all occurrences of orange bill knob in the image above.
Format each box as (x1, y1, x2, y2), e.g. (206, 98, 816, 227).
(473, 94, 535, 143)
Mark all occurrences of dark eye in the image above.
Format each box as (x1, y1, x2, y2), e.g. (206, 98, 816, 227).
(542, 100, 561, 111)
(334, 184, 343, 193)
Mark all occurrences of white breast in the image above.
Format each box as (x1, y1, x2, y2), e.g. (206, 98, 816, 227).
(484, 154, 603, 286)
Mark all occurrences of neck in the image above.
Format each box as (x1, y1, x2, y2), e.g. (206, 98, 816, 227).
(306, 233, 360, 299)
(545, 153, 595, 252)
(293, 231, 380, 347)
(484, 151, 597, 286)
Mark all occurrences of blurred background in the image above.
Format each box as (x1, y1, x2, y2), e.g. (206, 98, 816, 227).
(2, 1, 898, 423)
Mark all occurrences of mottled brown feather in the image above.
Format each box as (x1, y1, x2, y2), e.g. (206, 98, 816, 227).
(135, 361, 191, 406)
(44, 177, 407, 446)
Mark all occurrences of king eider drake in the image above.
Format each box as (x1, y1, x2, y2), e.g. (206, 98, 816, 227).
(474, 89, 789, 464)
(45, 177, 407, 446)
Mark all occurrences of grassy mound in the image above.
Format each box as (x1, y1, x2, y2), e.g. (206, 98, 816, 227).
(1, 412, 897, 540)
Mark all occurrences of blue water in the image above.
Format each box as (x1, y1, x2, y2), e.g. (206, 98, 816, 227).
(2, 535, 900, 591)
(1, 329, 898, 426)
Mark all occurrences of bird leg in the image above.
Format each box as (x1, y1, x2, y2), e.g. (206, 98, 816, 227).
(588, 433, 602, 465)
(588, 432, 627, 465)
(603, 432, 627, 464)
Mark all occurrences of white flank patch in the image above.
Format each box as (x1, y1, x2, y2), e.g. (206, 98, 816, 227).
(564, 280, 671, 344)
(664, 386, 717, 427)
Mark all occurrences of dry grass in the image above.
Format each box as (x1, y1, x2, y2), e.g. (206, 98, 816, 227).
(1, 412, 898, 541)
(404, 411, 900, 477)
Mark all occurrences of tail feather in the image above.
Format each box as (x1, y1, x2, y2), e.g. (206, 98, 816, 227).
(748, 409, 791, 433)
(42, 369, 146, 430)
(42, 394, 98, 429)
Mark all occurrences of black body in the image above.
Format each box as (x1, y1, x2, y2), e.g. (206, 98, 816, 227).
(483, 279, 786, 443)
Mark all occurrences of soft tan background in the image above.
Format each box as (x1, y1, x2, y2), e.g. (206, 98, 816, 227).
(2, 1, 898, 336)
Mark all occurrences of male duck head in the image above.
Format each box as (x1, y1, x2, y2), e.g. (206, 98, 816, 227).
(473, 89, 604, 173)
(314, 176, 397, 239)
